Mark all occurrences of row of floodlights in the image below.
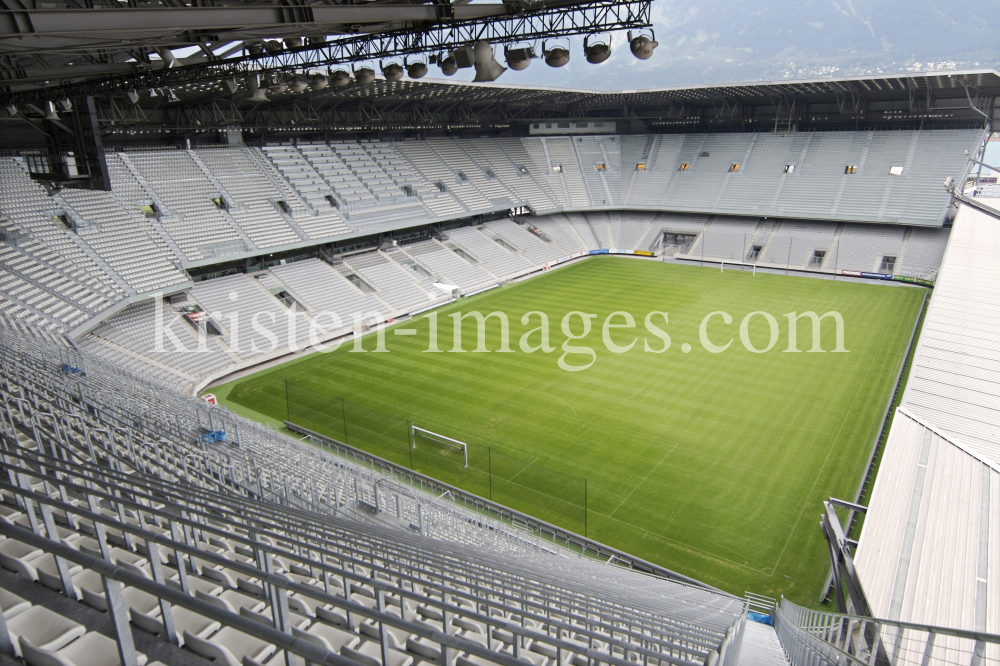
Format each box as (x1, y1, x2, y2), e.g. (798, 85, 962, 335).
(2, 31, 657, 115)
(243, 32, 657, 99)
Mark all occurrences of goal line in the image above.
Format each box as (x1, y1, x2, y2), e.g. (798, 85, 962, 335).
(410, 425, 468, 468)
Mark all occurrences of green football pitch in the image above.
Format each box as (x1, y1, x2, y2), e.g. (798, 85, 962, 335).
(217, 257, 924, 602)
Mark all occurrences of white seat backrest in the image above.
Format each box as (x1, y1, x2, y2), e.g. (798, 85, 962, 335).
(183, 630, 242, 666)
(18, 638, 75, 666)
(292, 626, 333, 652)
(195, 587, 236, 613)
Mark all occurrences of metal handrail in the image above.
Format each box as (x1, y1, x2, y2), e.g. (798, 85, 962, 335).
(776, 598, 1000, 666)
(0, 327, 740, 624)
(0, 521, 365, 666)
(0, 452, 721, 666)
(0, 442, 733, 651)
(0, 378, 728, 640)
(1, 331, 571, 562)
(775, 604, 868, 666)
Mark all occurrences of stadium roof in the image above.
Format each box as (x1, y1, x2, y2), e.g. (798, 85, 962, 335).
(856, 408, 998, 634)
(137, 68, 1000, 132)
(903, 199, 1000, 465)
(855, 199, 1000, 633)
(277, 68, 1000, 107)
(5, 68, 999, 136)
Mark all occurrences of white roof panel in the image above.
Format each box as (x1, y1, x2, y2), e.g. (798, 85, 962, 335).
(903, 200, 1000, 466)
(856, 409, 999, 633)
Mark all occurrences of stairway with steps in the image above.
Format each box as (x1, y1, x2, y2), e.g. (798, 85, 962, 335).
(754, 220, 782, 261)
(895, 226, 913, 271)
(738, 621, 791, 666)
(186, 150, 258, 251)
(822, 223, 846, 270)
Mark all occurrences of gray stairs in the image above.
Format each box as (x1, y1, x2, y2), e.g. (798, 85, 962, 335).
(187, 150, 258, 250)
(822, 223, 846, 270)
(738, 621, 790, 666)
(66, 232, 132, 294)
(895, 226, 913, 272)
(116, 153, 190, 262)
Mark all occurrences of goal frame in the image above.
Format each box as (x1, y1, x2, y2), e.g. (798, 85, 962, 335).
(410, 425, 468, 468)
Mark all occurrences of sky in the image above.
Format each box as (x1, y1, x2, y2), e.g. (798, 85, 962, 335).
(428, 0, 1000, 90)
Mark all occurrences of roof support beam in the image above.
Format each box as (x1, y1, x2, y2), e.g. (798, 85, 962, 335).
(0, 4, 509, 39)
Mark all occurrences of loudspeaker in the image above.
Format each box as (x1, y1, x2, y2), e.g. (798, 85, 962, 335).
(472, 41, 506, 82)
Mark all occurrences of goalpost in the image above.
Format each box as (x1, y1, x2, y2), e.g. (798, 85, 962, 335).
(410, 424, 468, 468)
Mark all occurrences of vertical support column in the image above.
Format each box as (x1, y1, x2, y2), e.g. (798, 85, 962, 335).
(103, 576, 140, 666)
(148, 543, 178, 645)
(169, 520, 190, 595)
(40, 503, 75, 598)
(273, 585, 297, 666)
(377, 589, 392, 666)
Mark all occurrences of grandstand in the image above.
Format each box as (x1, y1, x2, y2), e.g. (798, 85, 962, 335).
(1, 67, 1000, 666)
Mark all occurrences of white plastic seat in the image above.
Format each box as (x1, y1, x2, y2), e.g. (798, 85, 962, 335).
(17, 553, 83, 585)
(79, 544, 147, 569)
(238, 604, 311, 631)
(343, 637, 414, 666)
(0, 537, 44, 573)
(0, 587, 30, 618)
(279, 571, 320, 587)
(45, 567, 103, 600)
(167, 575, 224, 597)
(20, 631, 148, 666)
(6, 606, 86, 658)
(285, 593, 324, 618)
(235, 577, 265, 598)
(452, 617, 486, 635)
(519, 648, 550, 666)
(360, 621, 412, 648)
(295, 622, 360, 652)
(528, 641, 558, 660)
(75, 509, 122, 538)
(315, 605, 351, 629)
(457, 630, 489, 649)
(406, 635, 442, 662)
(131, 531, 171, 561)
(351, 593, 378, 610)
(0, 503, 23, 521)
(464, 651, 536, 666)
(243, 651, 288, 666)
(490, 628, 515, 646)
(201, 565, 241, 590)
(82, 583, 157, 613)
(417, 605, 443, 622)
(183, 626, 276, 666)
(131, 605, 221, 647)
(217, 589, 267, 613)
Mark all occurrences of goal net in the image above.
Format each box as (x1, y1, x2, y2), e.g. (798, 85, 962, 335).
(410, 425, 468, 468)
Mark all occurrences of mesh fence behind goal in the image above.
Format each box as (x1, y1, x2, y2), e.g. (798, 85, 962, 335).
(283, 379, 588, 535)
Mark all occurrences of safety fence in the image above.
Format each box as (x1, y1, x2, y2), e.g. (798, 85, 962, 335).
(284, 379, 589, 536)
(774, 598, 1000, 666)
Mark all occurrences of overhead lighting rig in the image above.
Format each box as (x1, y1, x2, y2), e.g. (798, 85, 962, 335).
(0, 0, 651, 107)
